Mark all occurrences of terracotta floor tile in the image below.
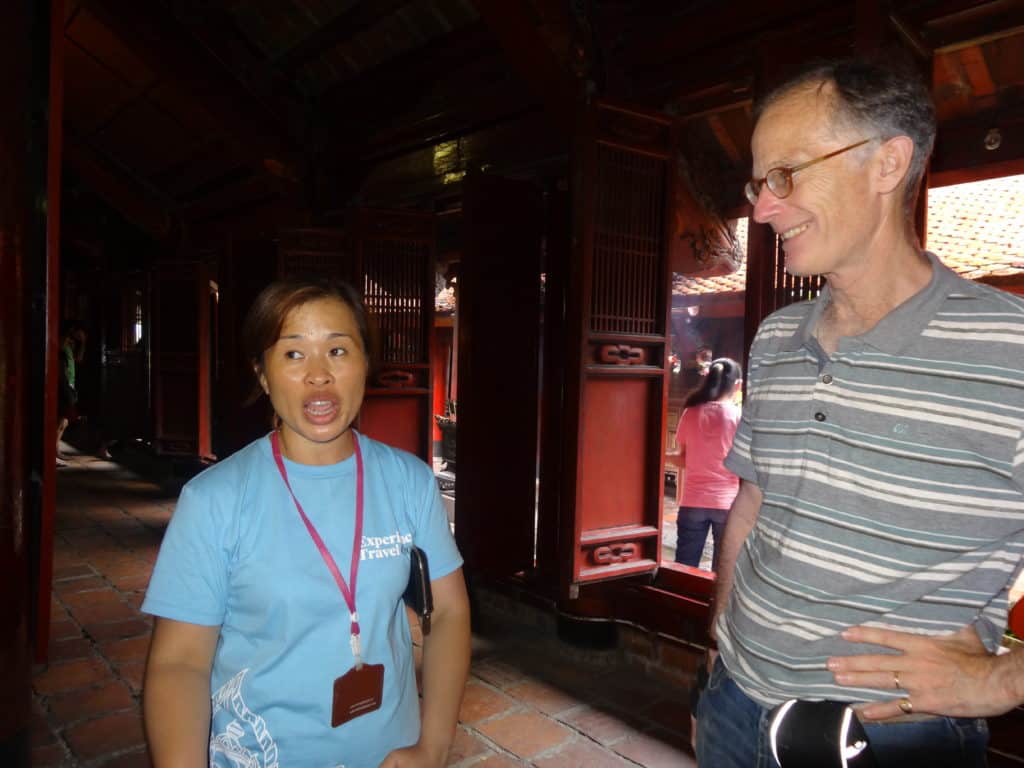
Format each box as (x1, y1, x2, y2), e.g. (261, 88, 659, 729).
(50, 637, 96, 663)
(115, 661, 146, 692)
(476, 711, 572, 759)
(95, 747, 153, 767)
(32, 710, 57, 747)
(33, 656, 111, 695)
(505, 679, 582, 717)
(458, 681, 518, 724)
(533, 738, 631, 768)
(54, 576, 109, 594)
(559, 705, 646, 746)
(473, 754, 531, 768)
(611, 728, 697, 768)
(84, 618, 152, 643)
(49, 680, 136, 724)
(68, 600, 141, 625)
(53, 563, 95, 580)
(49, 619, 83, 642)
(446, 726, 492, 765)
(109, 571, 151, 592)
(100, 635, 152, 663)
(65, 711, 146, 762)
(471, 658, 529, 690)
(60, 588, 123, 609)
(30, 743, 68, 767)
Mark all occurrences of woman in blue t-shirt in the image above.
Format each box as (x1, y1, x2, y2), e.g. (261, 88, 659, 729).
(142, 277, 471, 768)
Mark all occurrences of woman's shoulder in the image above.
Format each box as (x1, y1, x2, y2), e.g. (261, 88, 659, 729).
(361, 434, 434, 483)
(179, 436, 270, 500)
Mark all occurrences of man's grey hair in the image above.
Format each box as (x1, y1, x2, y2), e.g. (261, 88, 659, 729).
(754, 58, 936, 217)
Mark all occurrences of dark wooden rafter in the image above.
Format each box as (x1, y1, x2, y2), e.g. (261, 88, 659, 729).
(320, 22, 493, 119)
(274, 0, 412, 72)
(920, 0, 1024, 51)
(80, 0, 300, 175)
(619, 0, 834, 79)
(469, 0, 577, 134)
(64, 137, 176, 241)
(162, 0, 306, 133)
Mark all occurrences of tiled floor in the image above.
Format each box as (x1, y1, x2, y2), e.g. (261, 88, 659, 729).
(33, 444, 698, 767)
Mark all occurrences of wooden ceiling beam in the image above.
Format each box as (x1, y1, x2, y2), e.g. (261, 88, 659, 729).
(919, 0, 1024, 52)
(80, 0, 300, 172)
(319, 22, 493, 120)
(64, 138, 175, 241)
(162, 0, 305, 133)
(468, 0, 577, 134)
(274, 0, 411, 72)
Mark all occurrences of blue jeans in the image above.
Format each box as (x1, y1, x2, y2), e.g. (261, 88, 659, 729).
(696, 657, 989, 768)
(675, 506, 727, 569)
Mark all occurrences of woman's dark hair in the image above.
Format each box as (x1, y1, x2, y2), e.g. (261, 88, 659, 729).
(683, 357, 741, 409)
(241, 276, 373, 404)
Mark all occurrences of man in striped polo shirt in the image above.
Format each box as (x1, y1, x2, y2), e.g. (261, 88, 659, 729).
(695, 57, 1024, 767)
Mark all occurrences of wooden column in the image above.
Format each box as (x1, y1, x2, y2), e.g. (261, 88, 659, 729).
(30, 0, 65, 664)
(2, 0, 61, 762)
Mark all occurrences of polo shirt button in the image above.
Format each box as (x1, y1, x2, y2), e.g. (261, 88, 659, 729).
(814, 412, 826, 422)
(821, 374, 833, 384)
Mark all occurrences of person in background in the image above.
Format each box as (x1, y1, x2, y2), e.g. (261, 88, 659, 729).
(56, 321, 85, 466)
(142, 277, 471, 768)
(673, 357, 742, 571)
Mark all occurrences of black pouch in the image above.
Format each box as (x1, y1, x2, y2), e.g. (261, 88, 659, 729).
(768, 699, 878, 768)
(403, 546, 433, 633)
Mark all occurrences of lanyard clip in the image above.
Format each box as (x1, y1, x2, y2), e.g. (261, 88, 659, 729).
(350, 631, 363, 669)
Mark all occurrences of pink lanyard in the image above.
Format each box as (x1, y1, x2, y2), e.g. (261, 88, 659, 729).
(270, 430, 367, 666)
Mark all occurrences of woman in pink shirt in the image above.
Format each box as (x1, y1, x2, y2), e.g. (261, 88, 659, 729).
(674, 357, 742, 570)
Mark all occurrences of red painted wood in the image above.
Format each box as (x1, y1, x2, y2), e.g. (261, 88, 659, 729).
(35, 0, 66, 665)
(359, 397, 425, 458)
(0, 0, 35, 751)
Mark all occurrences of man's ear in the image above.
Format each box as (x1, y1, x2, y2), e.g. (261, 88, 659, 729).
(875, 135, 915, 195)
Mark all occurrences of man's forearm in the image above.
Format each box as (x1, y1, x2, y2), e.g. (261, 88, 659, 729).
(710, 480, 762, 638)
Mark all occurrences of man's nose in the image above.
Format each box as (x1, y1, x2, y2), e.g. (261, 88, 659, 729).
(752, 186, 783, 224)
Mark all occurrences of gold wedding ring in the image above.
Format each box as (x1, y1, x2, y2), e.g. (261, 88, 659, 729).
(892, 670, 901, 689)
(898, 697, 914, 714)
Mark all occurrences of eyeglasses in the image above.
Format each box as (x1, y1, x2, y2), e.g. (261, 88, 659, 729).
(744, 138, 873, 206)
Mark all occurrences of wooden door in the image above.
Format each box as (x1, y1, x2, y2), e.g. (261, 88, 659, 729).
(454, 174, 543, 576)
(559, 100, 675, 595)
(151, 262, 213, 458)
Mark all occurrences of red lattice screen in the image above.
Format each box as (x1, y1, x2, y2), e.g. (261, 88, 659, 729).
(591, 145, 665, 335)
(362, 238, 430, 365)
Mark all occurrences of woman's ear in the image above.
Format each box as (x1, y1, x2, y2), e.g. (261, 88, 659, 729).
(255, 365, 269, 396)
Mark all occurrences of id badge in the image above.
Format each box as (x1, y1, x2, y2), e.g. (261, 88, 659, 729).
(331, 663, 384, 727)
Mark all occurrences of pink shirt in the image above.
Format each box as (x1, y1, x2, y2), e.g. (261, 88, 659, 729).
(677, 401, 741, 510)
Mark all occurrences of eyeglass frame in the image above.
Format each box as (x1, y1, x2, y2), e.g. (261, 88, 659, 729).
(744, 138, 874, 206)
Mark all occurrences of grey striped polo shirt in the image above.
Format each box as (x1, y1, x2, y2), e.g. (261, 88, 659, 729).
(719, 251, 1024, 707)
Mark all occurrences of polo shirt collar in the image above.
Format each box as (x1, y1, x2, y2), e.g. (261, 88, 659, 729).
(779, 251, 975, 355)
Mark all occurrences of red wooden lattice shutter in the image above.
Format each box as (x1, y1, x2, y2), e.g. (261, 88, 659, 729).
(560, 100, 673, 593)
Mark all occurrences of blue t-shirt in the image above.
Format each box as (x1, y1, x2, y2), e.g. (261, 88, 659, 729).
(142, 432, 463, 768)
